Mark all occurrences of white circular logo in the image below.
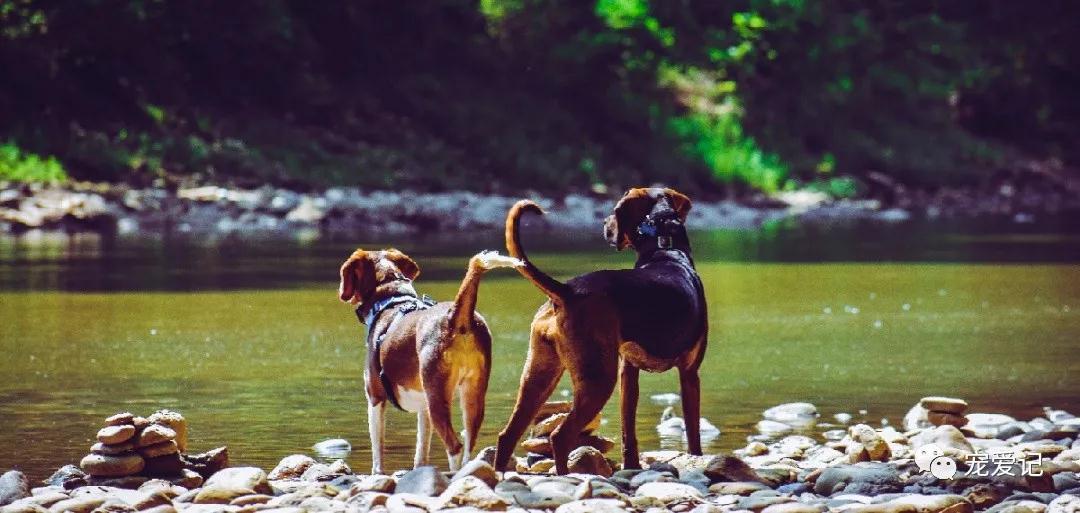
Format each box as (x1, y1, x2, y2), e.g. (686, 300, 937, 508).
(929, 455, 958, 479)
(914, 443, 944, 472)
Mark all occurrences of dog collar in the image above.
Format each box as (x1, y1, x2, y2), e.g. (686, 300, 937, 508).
(637, 214, 677, 249)
(356, 292, 436, 326)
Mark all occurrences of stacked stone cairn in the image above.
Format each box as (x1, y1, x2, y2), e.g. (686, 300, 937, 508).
(75, 410, 221, 489)
(515, 401, 617, 475)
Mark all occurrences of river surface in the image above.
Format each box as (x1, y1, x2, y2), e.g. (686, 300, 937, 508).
(1, 217, 1078, 480)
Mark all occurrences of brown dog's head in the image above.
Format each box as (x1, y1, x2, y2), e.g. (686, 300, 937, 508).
(603, 187, 692, 251)
(338, 248, 421, 306)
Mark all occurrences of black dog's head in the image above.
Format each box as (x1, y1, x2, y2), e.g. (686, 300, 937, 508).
(603, 187, 692, 253)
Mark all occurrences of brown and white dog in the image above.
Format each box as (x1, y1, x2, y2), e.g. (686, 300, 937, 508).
(339, 248, 520, 473)
(494, 187, 708, 474)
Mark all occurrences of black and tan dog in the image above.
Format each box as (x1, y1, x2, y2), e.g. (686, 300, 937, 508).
(494, 187, 708, 474)
(339, 248, 520, 473)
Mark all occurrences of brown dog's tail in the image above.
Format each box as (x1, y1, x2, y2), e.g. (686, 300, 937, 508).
(506, 200, 573, 303)
(449, 250, 522, 333)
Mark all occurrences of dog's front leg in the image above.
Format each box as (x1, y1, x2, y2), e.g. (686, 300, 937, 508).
(414, 409, 432, 468)
(679, 367, 703, 455)
(620, 361, 642, 469)
(368, 400, 387, 474)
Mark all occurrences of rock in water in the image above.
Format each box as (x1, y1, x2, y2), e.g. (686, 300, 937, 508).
(180, 446, 229, 478)
(96, 425, 136, 445)
(0, 470, 30, 506)
(90, 442, 135, 456)
(758, 420, 795, 437)
(312, 438, 351, 458)
(395, 466, 449, 497)
(138, 441, 178, 459)
(147, 410, 188, 453)
(135, 424, 176, 448)
(567, 446, 613, 477)
(928, 411, 969, 428)
(104, 413, 135, 427)
(79, 453, 145, 477)
(42, 465, 86, 489)
(904, 404, 932, 431)
(267, 454, 317, 481)
(919, 397, 969, 415)
(142, 453, 184, 477)
(764, 403, 819, 428)
(965, 413, 1017, 438)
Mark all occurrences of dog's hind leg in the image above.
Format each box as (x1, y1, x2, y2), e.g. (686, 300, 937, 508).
(413, 409, 432, 468)
(459, 367, 489, 464)
(619, 360, 642, 469)
(551, 348, 617, 475)
(494, 333, 563, 471)
(368, 401, 386, 474)
(422, 362, 465, 471)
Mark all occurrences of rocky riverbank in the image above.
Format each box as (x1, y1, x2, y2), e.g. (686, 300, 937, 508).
(2, 174, 1077, 237)
(2, 397, 1078, 513)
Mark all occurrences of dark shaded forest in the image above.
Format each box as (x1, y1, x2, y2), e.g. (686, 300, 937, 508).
(1, 0, 1077, 196)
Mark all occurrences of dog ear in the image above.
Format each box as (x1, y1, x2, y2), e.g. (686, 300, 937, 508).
(338, 250, 374, 305)
(663, 188, 692, 223)
(610, 188, 654, 251)
(383, 248, 421, 281)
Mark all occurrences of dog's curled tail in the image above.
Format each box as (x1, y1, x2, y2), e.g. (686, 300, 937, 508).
(449, 250, 522, 333)
(505, 200, 573, 303)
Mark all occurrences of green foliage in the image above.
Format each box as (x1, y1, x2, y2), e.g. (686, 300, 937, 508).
(796, 176, 860, 200)
(0, 0, 1075, 192)
(0, 141, 67, 182)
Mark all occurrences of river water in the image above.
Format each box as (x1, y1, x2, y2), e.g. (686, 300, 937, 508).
(1, 217, 1078, 479)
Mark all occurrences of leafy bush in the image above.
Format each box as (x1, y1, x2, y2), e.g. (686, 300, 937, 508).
(0, 142, 67, 182)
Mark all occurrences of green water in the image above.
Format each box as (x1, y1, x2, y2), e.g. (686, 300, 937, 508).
(1, 222, 1078, 480)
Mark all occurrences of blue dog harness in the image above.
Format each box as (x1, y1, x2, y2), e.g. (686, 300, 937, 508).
(356, 293, 436, 411)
